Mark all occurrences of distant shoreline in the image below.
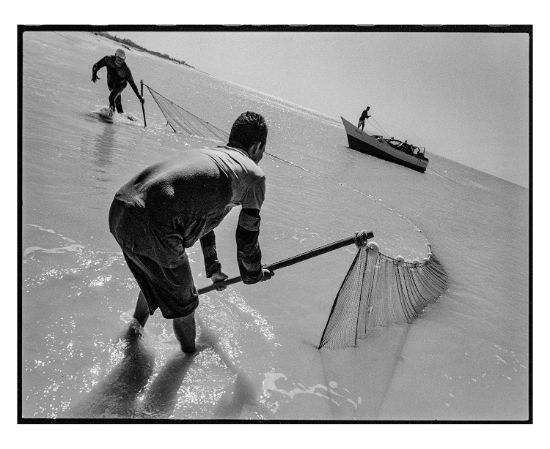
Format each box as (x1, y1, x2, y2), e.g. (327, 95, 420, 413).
(93, 32, 195, 69)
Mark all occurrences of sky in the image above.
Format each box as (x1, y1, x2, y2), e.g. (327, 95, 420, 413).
(117, 30, 530, 187)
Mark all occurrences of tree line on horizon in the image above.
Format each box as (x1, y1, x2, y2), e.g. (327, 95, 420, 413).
(94, 32, 195, 69)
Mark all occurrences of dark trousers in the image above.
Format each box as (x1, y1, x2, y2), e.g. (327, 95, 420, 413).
(108, 81, 127, 113)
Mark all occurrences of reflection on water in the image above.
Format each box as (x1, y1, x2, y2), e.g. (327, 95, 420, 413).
(92, 124, 116, 170)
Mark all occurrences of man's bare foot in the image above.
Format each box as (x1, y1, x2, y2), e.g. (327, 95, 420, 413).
(129, 318, 144, 336)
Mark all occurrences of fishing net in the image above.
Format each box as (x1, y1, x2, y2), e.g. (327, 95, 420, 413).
(142, 82, 314, 171)
(144, 83, 229, 142)
(318, 242, 448, 349)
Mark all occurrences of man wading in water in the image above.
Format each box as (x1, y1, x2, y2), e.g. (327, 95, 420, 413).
(109, 111, 273, 353)
(92, 48, 144, 116)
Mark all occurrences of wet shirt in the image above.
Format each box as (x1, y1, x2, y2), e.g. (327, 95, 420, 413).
(93, 55, 140, 96)
(109, 146, 266, 281)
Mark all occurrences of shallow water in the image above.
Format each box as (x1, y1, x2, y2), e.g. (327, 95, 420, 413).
(21, 31, 529, 420)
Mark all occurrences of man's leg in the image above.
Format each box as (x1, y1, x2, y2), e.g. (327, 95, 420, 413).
(107, 83, 115, 112)
(173, 313, 196, 353)
(115, 95, 124, 114)
(109, 84, 125, 113)
(108, 91, 116, 113)
(133, 291, 150, 327)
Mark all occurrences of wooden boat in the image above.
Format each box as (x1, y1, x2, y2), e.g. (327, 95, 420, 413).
(341, 116, 429, 173)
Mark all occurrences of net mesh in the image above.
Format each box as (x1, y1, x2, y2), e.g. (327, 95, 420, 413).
(318, 243, 448, 349)
(143, 82, 319, 172)
(145, 84, 229, 142)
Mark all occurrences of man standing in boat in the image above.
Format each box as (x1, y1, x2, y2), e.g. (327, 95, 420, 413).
(358, 106, 371, 131)
(91, 48, 144, 116)
(108, 111, 273, 353)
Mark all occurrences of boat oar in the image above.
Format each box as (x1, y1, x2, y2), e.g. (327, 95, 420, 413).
(197, 230, 373, 295)
(140, 80, 147, 127)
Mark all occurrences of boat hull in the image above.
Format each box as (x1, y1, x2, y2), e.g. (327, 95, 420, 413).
(341, 117, 428, 173)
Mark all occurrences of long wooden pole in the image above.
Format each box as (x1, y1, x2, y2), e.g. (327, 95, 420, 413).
(140, 80, 147, 127)
(197, 231, 373, 294)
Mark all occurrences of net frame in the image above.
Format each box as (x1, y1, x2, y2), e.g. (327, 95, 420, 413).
(318, 244, 448, 349)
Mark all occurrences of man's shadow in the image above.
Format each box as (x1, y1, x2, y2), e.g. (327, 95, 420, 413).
(69, 326, 200, 419)
(69, 329, 155, 418)
(69, 323, 256, 419)
(136, 323, 260, 419)
(137, 350, 198, 418)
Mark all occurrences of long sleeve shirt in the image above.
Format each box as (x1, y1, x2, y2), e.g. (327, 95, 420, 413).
(359, 109, 371, 121)
(92, 55, 141, 98)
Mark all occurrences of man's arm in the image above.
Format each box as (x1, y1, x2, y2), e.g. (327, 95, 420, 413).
(126, 68, 144, 103)
(236, 176, 272, 284)
(200, 230, 222, 278)
(236, 208, 264, 284)
(91, 56, 107, 81)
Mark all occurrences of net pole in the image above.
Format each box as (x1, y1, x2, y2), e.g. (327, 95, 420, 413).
(140, 80, 147, 127)
(197, 231, 373, 295)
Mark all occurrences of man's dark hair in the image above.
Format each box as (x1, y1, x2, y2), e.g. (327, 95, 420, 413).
(228, 111, 268, 150)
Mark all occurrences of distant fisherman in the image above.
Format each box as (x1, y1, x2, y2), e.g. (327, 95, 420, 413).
(91, 48, 144, 115)
(358, 106, 371, 131)
(109, 111, 274, 353)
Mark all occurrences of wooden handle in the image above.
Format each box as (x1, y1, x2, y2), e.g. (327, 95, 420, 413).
(140, 80, 147, 127)
(197, 231, 373, 294)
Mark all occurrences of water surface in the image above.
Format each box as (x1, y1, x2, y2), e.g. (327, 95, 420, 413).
(21, 31, 529, 420)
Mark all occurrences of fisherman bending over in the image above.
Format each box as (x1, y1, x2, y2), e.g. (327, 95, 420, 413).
(109, 112, 273, 353)
(358, 106, 371, 131)
(92, 48, 144, 115)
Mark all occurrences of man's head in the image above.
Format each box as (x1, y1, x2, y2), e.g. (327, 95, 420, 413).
(228, 112, 268, 163)
(115, 49, 126, 67)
